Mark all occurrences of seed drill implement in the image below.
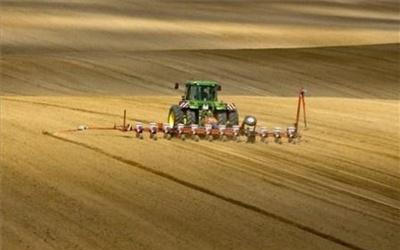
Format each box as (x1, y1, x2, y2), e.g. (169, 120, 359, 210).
(122, 80, 307, 144)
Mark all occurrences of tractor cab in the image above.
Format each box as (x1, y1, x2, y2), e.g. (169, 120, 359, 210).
(175, 80, 221, 102)
(170, 80, 238, 127)
(184, 81, 220, 101)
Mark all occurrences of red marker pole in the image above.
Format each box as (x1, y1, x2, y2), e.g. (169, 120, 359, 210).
(295, 88, 302, 130)
(123, 109, 127, 130)
(295, 87, 307, 130)
(301, 89, 307, 128)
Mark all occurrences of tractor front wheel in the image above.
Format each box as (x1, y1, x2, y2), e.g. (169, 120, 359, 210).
(168, 105, 185, 128)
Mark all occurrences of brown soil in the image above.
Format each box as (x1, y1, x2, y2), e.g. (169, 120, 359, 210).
(1, 1, 399, 250)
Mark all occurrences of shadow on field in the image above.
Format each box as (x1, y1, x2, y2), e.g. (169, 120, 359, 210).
(2, 44, 399, 99)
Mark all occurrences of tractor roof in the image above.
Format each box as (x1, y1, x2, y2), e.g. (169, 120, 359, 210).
(186, 80, 220, 86)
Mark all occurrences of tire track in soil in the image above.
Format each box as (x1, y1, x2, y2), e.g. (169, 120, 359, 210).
(179, 139, 400, 216)
(230, 144, 399, 211)
(171, 141, 400, 225)
(42, 131, 369, 250)
(248, 146, 400, 209)
(2, 98, 151, 123)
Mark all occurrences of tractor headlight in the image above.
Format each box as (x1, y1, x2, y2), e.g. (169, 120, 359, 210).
(244, 116, 257, 126)
(202, 103, 209, 110)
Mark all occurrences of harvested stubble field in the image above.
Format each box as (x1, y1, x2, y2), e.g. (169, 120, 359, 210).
(1, 1, 399, 250)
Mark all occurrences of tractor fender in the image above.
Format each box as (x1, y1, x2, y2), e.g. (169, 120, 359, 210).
(179, 100, 190, 109)
(226, 103, 237, 111)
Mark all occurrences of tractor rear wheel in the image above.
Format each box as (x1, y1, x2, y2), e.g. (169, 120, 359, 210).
(216, 111, 227, 125)
(168, 105, 185, 127)
(186, 110, 197, 125)
(228, 110, 239, 126)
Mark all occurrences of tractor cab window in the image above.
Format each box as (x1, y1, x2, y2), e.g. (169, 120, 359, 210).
(186, 85, 217, 100)
(200, 86, 215, 100)
(200, 86, 216, 100)
(186, 85, 197, 100)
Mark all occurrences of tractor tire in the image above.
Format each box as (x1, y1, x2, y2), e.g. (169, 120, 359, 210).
(186, 110, 197, 125)
(228, 110, 239, 126)
(168, 105, 185, 128)
(216, 111, 227, 125)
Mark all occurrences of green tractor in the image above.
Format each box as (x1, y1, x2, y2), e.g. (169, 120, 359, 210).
(168, 80, 239, 128)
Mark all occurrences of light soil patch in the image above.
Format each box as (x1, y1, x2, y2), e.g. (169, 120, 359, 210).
(2, 0, 399, 52)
